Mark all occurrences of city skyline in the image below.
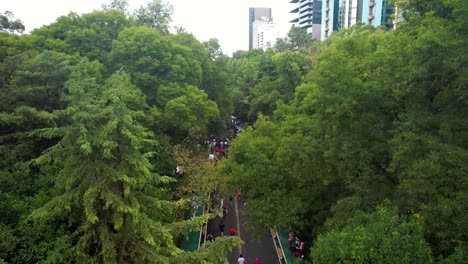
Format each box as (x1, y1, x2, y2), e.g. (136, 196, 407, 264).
(2, 0, 294, 55)
(288, 0, 395, 41)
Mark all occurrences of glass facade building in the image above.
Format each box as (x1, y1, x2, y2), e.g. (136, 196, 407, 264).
(289, 0, 323, 40)
(286, 1, 395, 41)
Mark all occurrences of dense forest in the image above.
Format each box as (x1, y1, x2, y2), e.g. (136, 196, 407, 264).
(0, 0, 466, 263)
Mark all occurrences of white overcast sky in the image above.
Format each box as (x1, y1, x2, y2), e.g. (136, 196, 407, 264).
(1, 0, 294, 55)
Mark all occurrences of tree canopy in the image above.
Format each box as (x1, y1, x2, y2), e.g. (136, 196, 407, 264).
(0, 11, 25, 34)
(221, 0, 467, 261)
(0, 0, 466, 262)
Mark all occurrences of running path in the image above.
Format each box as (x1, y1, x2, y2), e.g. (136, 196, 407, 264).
(206, 194, 280, 264)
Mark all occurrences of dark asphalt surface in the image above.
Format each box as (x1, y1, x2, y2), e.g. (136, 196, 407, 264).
(206, 192, 280, 264)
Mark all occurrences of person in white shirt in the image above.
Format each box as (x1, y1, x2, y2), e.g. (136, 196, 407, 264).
(238, 254, 245, 264)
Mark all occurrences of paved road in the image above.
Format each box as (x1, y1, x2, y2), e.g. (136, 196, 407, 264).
(206, 193, 280, 264)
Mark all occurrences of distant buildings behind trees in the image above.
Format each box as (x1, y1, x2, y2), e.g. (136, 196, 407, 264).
(250, 1, 396, 51)
(249, 7, 280, 51)
(289, 0, 395, 40)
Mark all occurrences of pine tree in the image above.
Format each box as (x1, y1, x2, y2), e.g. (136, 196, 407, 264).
(32, 62, 181, 263)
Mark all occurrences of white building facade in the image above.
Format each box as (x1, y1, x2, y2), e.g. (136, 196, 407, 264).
(252, 17, 278, 50)
(249, 7, 272, 50)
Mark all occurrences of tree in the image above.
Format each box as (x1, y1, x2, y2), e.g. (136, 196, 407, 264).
(109, 26, 220, 142)
(248, 49, 311, 119)
(311, 204, 433, 263)
(0, 31, 33, 94)
(387, 8, 468, 256)
(394, 0, 463, 20)
(228, 47, 311, 123)
(203, 38, 223, 59)
(102, 0, 129, 13)
(0, 105, 62, 262)
(229, 49, 263, 122)
(31, 63, 184, 262)
(224, 6, 467, 261)
(133, 0, 173, 34)
(157, 83, 219, 141)
(274, 25, 312, 52)
(30, 10, 132, 64)
(0, 51, 74, 227)
(0, 51, 75, 263)
(9, 50, 73, 111)
(0, 11, 25, 34)
(273, 37, 289, 53)
(110, 26, 202, 106)
(68, 10, 131, 64)
(223, 110, 327, 234)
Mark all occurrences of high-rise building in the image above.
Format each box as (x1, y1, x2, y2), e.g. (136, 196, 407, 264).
(252, 17, 278, 50)
(289, 0, 323, 40)
(321, 0, 340, 39)
(321, 0, 394, 40)
(249, 7, 272, 50)
(289, 0, 395, 40)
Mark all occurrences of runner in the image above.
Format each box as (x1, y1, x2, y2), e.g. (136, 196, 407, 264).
(229, 226, 236, 236)
(222, 205, 227, 218)
(238, 254, 245, 264)
(219, 221, 225, 237)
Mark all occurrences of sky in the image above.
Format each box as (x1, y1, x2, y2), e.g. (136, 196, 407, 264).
(1, 0, 294, 55)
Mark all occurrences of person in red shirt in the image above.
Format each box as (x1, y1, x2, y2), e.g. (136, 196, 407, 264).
(254, 258, 261, 264)
(229, 226, 236, 236)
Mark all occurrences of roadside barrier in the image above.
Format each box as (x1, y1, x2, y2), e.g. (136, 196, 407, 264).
(270, 227, 287, 264)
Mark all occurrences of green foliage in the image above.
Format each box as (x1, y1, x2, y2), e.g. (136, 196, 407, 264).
(388, 14, 468, 255)
(438, 244, 468, 264)
(9, 50, 73, 111)
(203, 38, 223, 59)
(394, 0, 465, 20)
(69, 10, 132, 64)
(110, 26, 202, 105)
(221, 116, 313, 232)
(274, 25, 313, 52)
(0, 1, 466, 262)
(229, 48, 311, 122)
(311, 204, 433, 263)
(0, 223, 15, 260)
(173, 236, 243, 264)
(30, 63, 183, 263)
(168, 34, 231, 119)
(223, 4, 467, 261)
(133, 0, 173, 34)
(0, 30, 32, 61)
(0, 32, 36, 109)
(0, 5, 230, 262)
(206, 56, 235, 120)
(109, 26, 220, 141)
(102, 0, 129, 12)
(158, 83, 219, 138)
(248, 49, 310, 118)
(0, 52, 29, 95)
(0, 11, 25, 34)
(30, 10, 131, 64)
(0, 45, 71, 263)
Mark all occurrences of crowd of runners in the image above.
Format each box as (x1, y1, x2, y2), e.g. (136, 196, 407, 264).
(202, 117, 265, 263)
(203, 115, 241, 161)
